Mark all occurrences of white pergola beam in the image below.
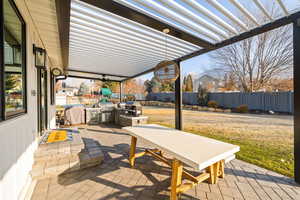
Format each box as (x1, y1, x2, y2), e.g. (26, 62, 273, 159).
(70, 19, 186, 57)
(228, 0, 259, 26)
(132, 0, 221, 41)
(253, 0, 273, 21)
(71, 11, 192, 54)
(69, 41, 177, 61)
(157, 0, 229, 39)
(185, 0, 238, 34)
(206, 0, 248, 31)
(275, 0, 289, 16)
(114, 0, 205, 47)
(73, 1, 199, 52)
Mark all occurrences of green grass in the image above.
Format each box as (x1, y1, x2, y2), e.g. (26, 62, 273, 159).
(150, 121, 294, 177)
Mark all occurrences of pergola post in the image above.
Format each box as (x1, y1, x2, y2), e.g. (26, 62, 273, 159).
(119, 82, 122, 102)
(175, 61, 182, 130)
(294, 19, 300, 183)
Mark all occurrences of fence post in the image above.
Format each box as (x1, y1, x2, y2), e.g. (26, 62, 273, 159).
(294, 19, 300, 183)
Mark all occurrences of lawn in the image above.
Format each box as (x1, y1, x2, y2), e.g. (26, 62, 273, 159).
(143, 106, 294, 177)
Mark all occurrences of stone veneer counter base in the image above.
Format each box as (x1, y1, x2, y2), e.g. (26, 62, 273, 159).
(119, 115, 148, 127)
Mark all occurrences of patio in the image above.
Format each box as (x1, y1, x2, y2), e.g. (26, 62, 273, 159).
(31, 124, 300, 200)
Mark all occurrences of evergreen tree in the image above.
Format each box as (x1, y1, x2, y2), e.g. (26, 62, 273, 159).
(182, 76, 187, 92)
(185, 74, 193, 92)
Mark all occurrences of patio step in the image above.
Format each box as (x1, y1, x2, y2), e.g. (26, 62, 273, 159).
(30, 135, 104, 179)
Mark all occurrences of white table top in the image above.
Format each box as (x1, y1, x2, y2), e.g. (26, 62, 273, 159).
(123, 124, 240, 171)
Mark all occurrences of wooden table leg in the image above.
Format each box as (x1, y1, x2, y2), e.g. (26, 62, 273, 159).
(207, 162, 220, 184)
(219, 160, 225, 178)
(129, 136, 137, 167)
(170, 159, 183, 200)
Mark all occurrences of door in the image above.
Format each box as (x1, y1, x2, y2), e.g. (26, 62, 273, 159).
(37, 68, 48, 135)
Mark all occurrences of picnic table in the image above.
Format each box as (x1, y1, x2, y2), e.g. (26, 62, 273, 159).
(123, 124, 240, 200)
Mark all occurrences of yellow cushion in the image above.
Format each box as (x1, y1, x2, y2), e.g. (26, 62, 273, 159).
(47, 130, 67, 143)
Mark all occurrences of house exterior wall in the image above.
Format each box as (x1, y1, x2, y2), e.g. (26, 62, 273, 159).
(0, 1, 56, 199)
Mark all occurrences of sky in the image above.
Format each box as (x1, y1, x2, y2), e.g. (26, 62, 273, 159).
(65, 0, 299, 86)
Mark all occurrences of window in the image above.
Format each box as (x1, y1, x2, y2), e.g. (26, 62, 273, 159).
(0, 0, 26, 120)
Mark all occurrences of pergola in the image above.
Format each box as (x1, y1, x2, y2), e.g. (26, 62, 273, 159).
(55, 0, 300, 183)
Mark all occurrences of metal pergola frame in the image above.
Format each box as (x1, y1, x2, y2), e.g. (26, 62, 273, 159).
(55, 0, 300, 183)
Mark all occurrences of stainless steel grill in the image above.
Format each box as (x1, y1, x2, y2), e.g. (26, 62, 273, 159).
(124, 101, 142, 117)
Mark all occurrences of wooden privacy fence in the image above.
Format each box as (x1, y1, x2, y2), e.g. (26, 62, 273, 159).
(146, 92, 294, 114)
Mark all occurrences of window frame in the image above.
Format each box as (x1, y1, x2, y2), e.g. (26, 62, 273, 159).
(0, 0, 27, 121)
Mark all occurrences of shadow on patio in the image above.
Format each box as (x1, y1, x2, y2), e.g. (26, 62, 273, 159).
(31, 124, 300, 200)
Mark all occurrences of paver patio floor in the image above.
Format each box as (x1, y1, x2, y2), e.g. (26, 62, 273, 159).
(31, 124, 300, 200)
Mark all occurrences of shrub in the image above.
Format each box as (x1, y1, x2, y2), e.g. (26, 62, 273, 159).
(208, 100, 218, 109)
(197, 86, 208, 106)
(236, 104, 249, 113)
(125, 94, 136, 101)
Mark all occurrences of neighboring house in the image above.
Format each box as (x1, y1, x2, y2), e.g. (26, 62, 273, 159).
(56, 87, 79, 96)
(193, 75, 222, 92)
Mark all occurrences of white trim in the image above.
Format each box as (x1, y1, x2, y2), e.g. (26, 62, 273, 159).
(18, 175, 36, 200)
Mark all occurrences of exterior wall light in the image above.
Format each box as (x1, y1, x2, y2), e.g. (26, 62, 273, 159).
(33, 44, 46, 69)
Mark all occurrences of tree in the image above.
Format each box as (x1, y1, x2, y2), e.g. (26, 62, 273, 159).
(222, 72, 236, 91)
(185, 74, 193, 92)
(210, 12, 292, 92)
(92, 80, 103, 94)
(123, 79, 144, 94)
(78, 82, 89, 96)
(197, 84, 208, 106)
(144, 77, 161, 93)
(144, 80, 153, 93)
(160, 81, 175, 92)
(182, 76, 187, 92)
(102, 81, 119, 92)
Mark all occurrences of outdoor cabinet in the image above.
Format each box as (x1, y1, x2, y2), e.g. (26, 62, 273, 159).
(99, 110, 114, 123)
(86, 108, 115, 124)
(85, 108, 101, 125)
